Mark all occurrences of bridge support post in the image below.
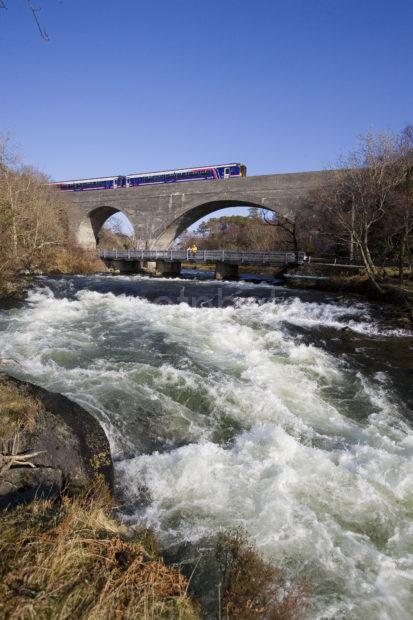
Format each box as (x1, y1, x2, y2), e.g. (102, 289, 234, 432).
(155, 259, 181, 277)
(104, 259, 142, 274)
(214, 262, 239, 281)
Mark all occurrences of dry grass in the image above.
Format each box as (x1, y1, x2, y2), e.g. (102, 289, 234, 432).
(0, 277, 20, 299)
(43, 245, 107, 275)
(0, 483, 199, 619)
(0, 244, 105, 298)
(216, 530, 309, 620)
(0, 377, 40, 443)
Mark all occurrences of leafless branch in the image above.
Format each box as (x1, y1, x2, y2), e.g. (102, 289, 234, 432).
(0, 1, 49, 40)
(26, 0, 49, 41)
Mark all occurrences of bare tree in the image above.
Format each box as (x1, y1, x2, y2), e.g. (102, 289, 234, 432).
(262, 212, 300, 254)
(0, 1, 49, 41)
(393, 126, 413, 283)
(0, 138, 69, 277)
(26, 0, 49, 41)
(309, 132, 410, 291)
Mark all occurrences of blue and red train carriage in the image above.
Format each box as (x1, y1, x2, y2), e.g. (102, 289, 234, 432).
(52, 163, 247, 192)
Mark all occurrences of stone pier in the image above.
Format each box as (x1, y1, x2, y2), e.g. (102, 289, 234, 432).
(155, 259, 182, 277)
(214, 262, 239, 280)
(104, 259, 142, 273)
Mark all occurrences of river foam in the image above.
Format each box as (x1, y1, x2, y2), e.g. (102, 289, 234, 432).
(0, 280, 412, 619)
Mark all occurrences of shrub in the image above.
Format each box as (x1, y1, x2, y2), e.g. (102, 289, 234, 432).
(215, 530, 309, 620)
(45, 244, 107, 274)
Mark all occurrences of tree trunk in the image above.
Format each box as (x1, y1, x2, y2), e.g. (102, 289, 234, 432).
(398, 238, 405, 285)
(11, 217, 18, 260)
(362, 226, 380, 277)
(357, 240, 383, 292)
(349, 203, 355, 261)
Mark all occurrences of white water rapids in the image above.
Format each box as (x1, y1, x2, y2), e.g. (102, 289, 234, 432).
(0, 275, 412, 619)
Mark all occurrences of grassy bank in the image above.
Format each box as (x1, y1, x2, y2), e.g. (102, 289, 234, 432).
(0, 375, 40, 441)
(44, 246, 107, 275)
(0, 485, 198, 619)
(0, 491, 310, 619)
(0, 247, 107, 304)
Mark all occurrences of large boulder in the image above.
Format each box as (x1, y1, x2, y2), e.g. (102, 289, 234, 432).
(0, 373, 113, 508)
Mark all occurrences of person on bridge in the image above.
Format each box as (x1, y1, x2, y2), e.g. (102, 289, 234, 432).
(191, 244, 198, 254)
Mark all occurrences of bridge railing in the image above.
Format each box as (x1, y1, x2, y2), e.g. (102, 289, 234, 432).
(99, 249, 307, 265)
(306, 256, 364, 268)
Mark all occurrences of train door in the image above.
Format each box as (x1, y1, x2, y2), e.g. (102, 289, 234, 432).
(224, 167, 230, 179)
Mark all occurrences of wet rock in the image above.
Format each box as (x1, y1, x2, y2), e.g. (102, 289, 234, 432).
(396, 317, 412, 329)
(0, 373, 113, 509)
(338, 325, 354, 341)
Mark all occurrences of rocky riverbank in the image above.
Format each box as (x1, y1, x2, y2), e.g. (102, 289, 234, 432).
(0, 373, 199, 618)
(284, 266, 413, 330)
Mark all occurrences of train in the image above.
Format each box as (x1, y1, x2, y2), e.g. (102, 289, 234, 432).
(52, 163, 247, 192)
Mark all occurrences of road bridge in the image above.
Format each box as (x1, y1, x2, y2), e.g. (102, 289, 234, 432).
(100, 248, 306, 279)
(64, 170, 336, 250)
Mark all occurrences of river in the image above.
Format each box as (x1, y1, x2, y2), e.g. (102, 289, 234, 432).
(0, 273, 412, 619)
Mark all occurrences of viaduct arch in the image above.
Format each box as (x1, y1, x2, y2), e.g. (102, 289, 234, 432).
(64, 170, 336, 249)
(155, 199, 275, 248)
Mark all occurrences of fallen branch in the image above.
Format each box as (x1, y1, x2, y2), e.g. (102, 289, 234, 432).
(0, 433, 45, 475)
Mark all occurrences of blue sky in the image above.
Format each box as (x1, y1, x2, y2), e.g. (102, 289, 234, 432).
(1, 0, 412, 230)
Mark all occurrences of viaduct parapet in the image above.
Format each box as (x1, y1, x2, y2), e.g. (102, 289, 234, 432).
(64, 170, 334, 249)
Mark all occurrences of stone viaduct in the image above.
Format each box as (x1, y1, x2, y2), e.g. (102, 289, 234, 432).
(65, 170, 334, 250)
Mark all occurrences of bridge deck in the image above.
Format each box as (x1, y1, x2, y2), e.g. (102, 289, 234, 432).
(100, 249, 306, 266)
